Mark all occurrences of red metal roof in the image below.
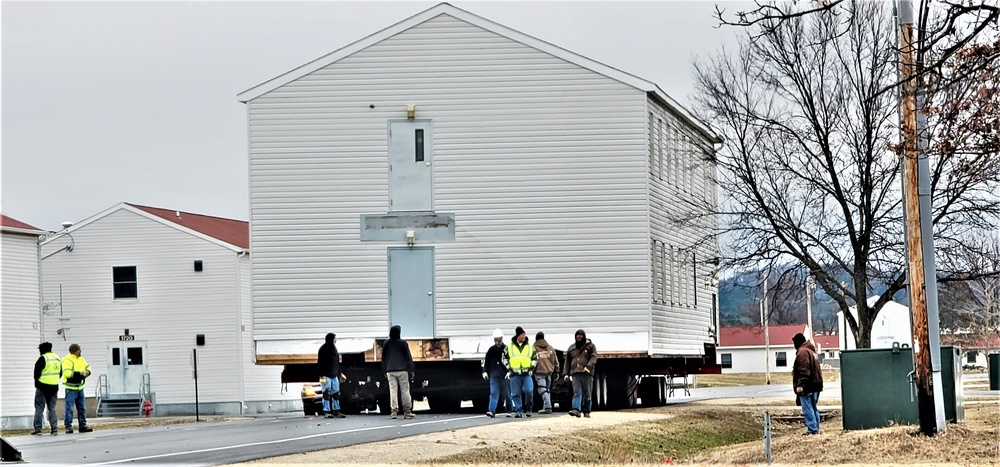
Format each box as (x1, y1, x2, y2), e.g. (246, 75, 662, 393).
(128, 204, 248, 249)
(0, 214, 42, 232)
(720, 324, 838, 349)
(942, 332, 1000, 350)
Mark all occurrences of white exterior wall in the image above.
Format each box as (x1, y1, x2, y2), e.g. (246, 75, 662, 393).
(1, 231, 42, 428)
(717, 345, 796, 374)
(248, 16, 653, 348)
(839, 301, 913, 350)
(646, 97, 718, 355)
(39, 209, 295, 411)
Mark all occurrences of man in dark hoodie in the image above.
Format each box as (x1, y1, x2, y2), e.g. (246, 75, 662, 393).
(32, 342, 61, 435)
(533, 331, 559, 414)
(482, 328, 511, 418)
(317, 333, 346, 418)
(381, 325, 415, 420)
(563, 329, 597, 418)
(792, 332, 823, 434)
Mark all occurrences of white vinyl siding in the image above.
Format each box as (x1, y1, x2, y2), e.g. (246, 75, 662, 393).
(248, 15, 650, 342)
(39, 210, 248, 406)
(0, 231, 42, 426)
(647, 96, 718, 355)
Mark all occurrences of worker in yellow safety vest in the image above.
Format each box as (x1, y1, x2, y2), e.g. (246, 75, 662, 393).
(505, 326, 537, 418)
(62, 343, 94, 433)
(32, 342, 61, 435)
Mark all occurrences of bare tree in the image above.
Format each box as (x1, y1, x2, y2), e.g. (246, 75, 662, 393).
(691, 1, 1000, 348)
(940, 233, 1000, 355)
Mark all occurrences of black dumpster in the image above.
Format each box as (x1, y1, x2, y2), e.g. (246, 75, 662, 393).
(940, 345, 964, 423)
(990, 353, 1000, 391)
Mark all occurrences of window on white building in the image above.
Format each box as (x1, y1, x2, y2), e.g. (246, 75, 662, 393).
(776, 351, 787, 367)
(113, 266, 138, 300)
(967, 352, 977, 364)
(721, 353, 732, 369)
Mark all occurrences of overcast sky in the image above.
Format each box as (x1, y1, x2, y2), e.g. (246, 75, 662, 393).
(2, 1, 744, 231)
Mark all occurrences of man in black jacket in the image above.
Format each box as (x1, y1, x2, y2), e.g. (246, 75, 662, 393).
(317, 333, 346, 418)
(381, 325, 415, 419)
(32, 342, 61, 435)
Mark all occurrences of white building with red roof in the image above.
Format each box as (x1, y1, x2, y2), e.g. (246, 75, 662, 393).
(717, 324, 839, 373)
(1, 214, 46, 429)
(36, 203, 298, 418)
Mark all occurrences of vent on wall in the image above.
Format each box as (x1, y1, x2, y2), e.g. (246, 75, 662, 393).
(194, 260, 203, 272)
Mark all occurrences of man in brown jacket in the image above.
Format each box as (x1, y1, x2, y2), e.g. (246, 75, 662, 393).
(792, 333, 823, 434)
(563, 329, 597, 418)
(532, 331, 560, 414)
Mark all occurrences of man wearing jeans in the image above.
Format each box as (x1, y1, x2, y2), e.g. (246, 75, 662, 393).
(32, 342, 61, 435)
(505, 326, 536, 418)
(792, 332, 824, 435)
(317, 333, 346, 418)
(563, 329, 597, 418)
(62, 343, 93, 433)
(381, 325, 415, 419)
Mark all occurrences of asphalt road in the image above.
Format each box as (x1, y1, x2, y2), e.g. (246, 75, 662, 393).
(5, 382, 820, 466)
(9, 376, 991, 466)
(8, 411, 518, 466)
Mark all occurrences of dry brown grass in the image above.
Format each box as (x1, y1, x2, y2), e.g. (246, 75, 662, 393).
(240, 401, 999, 466)
(695, 369, 841, 388)
(688, 403, 999, 465)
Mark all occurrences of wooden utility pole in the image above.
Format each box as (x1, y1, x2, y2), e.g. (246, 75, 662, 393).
(898, 0, 946, 435)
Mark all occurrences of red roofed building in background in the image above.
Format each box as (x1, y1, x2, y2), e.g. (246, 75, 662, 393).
(26, 202, 299, 423)
(718, 324, 839, 373)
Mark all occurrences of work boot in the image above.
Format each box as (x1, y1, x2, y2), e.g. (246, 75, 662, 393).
(403, 412, 415, 420)
(538, 408, 552, 414)
(79, 427, 94, 433)
(30, 430, 42, 436)
(486, 412, 495, 418)
(332, 412, 346, 419)
(526, 409, 532, 418)
(65, 428, 73, 434)
(567, 409, 580, 417)
(583, 413, 590, 418)
(50, 429, 58, 435)
(390, 410, 398, 419)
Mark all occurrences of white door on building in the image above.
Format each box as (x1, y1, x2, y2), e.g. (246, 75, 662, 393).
(106, 341, 148, 395)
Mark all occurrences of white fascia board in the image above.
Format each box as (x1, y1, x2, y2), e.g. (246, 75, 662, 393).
(2, 226, 45, 237)
(235, 3, 721, 144)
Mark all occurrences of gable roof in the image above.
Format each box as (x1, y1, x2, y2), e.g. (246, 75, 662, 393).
(237, 2, 721, 144)
(720, 324, 804, 347)
(0, 214, 45, 236)
(43, 203, 248, 252)
(128, 204, 249, 250)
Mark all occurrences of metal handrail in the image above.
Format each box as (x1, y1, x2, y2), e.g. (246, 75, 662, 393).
(96, 374, 108, 416)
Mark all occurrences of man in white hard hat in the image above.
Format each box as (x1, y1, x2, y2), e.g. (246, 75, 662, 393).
(481, 328, 511, 418)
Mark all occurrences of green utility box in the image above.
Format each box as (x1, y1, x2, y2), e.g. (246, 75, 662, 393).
(841, 345, 918, 430)
(990, 353, 1000, 391)
(940, 346, 964, 423)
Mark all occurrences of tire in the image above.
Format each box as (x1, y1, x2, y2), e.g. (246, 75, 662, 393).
(427, 395, 461, 413)
(639, 376, 666, 407)
(377, 396, 392, 415)
(605, 374, 638, 410)
(472, 395, 490, 412)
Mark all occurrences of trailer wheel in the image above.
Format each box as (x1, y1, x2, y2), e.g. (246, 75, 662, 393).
(639, 376, 666, 407)
(604, 374, 637, 410)
(471, 397, 489, 413)
(377, 396, 392, 415)
(427, 395, 462, 413)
